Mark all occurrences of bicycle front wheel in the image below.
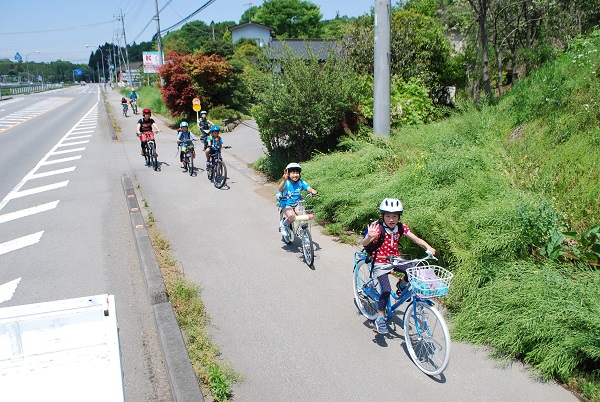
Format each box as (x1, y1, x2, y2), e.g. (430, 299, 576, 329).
(352, 259, 379, 321)
(144, 146, 151, 166)
(150, 145, 158, 171)
(213, 160, 227, 188)
(403, 301, 451, 376)
(188, 155, 194, 176)
(298, 227, 314, 266)
(206, 161, 214, 180)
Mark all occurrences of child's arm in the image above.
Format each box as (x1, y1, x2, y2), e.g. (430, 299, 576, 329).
(362, 222, 379, 247)
(405, 231, 436, 255)
(278, 170, 289, 192)
(306, 185, 318, 196)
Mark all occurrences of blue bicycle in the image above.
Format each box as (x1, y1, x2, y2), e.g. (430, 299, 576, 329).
(352, 250, 453, 375)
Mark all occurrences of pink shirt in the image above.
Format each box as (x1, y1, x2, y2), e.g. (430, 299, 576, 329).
(371, 222, 410, 263)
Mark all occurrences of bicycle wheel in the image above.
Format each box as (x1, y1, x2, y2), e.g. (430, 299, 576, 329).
(213, 160, 227, 188)
(403, 301, 451, 376)
(144, 146, 151, 166)
(188, 154, 194, 176)
(206, 160, 214, 181)
(352, 259, 379, 321)
(298, 226, 314, 266)
(151, 148, 158, 171)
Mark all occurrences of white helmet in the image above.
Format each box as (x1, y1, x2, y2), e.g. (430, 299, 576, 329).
(379, 198, 403, 213)
(285, 162, 302, 172)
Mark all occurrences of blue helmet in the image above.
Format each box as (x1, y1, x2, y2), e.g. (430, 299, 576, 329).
(180, 121, 188, 127)
(211, 125, 220, 132)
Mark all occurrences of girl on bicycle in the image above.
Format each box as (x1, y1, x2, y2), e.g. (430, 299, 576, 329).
(362, 198, 436, 334)
(204, 125, 223, 167)
(137, 108, 161, 157)
(277, 163, 318, 234)
(177, 121, 196, 170)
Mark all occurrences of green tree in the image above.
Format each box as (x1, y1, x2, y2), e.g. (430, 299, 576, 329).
(239, 5, 260, 24)
(253, 45, 359, 162)
(252, 0, 323, 38)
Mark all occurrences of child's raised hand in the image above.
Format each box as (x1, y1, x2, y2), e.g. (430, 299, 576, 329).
(282, 170, 289, 181)
(366, 222, 379, 239)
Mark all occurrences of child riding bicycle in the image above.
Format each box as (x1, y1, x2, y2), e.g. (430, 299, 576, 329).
(277, 163, 318, 237)
(362, 198, 436, 334)
(204, 125, 223, 167)
(177, 121, 196, 171)
(136, 108, 161, 158)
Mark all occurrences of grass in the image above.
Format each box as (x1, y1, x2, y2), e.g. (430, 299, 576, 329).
(144, 211, 239, 401)
(295, 32, 600, 399)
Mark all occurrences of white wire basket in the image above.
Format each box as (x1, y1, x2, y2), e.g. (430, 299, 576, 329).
(406, 265, 453, 299)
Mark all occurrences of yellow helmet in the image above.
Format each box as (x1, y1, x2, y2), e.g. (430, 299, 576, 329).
(131, 88, 136, 92)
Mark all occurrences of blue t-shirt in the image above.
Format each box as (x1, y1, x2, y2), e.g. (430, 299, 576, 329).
(279, 179, 309, 206)
(129, 92, 138, 100)
(207, 135, 223, 150)
(177, 131, 196, 146)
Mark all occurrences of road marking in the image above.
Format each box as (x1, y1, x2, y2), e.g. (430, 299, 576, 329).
(68, 135, 92, 140)
(29, 167, 76, 180)
(0, 231, 44, 255)
(0, 201, 59, 224)
(8, 181, 69, 200)
(0, 97, 74, 134)
(51, 148, 86, 155)
(0, 277, 21, 304)
(57, 140, 89, 146)
(41, 155, 82, 165)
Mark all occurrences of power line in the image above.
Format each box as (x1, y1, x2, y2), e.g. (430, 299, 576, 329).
(160, 0, 218, 34)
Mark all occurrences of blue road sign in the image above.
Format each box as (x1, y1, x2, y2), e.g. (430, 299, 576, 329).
(14, 52, 22, 62)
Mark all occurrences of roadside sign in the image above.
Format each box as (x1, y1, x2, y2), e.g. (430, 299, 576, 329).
(192, 98, 201, 112)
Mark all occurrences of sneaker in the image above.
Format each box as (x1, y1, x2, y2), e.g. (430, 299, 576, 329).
(280, 220, 290, 242)
(396, 280, 407, 296)
(183, 168, 188, 173)
(374, 317, 388, 334)
(141, 149, 145, 156)
(206, 161, 210, 167)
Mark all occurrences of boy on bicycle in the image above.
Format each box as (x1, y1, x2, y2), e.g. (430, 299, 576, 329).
(277, 163, 318, 236)
(177, 121, 196, 170)
(362, 198, 436, 334)
(204, 125, 223, 167)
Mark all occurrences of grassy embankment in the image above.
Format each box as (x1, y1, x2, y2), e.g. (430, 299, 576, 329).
(298, 33, 599, 400)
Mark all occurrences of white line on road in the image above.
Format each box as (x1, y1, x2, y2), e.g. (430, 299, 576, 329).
(67, 135, 92, 140)
(0, 201, 59, 224)
(0, 231, 44, 255)
(41, 155, 82, 165)
(29, 167, 76, 180)
(8, 181, 69, 199)
(0, 277, 21, 304)
(51, 147, 87, 155)
(57, 140, 89, 146)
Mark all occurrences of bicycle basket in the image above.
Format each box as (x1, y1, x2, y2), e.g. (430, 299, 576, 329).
(406, 265, 453, 299)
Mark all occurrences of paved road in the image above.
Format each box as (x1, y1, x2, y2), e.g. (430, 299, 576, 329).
(106, 87, 578, 402)
(0, 87, 172, 401)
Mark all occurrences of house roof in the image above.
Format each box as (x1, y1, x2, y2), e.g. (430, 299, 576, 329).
(228, 21, 274, 32)
(267, 39, 339, 60)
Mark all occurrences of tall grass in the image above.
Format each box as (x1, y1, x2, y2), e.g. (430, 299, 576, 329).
(300, 32, 600, 397)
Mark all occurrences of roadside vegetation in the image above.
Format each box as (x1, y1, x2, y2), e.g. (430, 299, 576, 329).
(298, 32, 600, 400)
(144, 214, 239, 401)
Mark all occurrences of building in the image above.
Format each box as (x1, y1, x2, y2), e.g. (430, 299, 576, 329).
(229, 21, 274, 48)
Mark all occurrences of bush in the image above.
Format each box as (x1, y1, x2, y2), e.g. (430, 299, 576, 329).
(253, 44, 360, 162)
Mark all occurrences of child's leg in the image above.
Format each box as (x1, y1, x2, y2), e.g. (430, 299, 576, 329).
(377, 274, 392, 317)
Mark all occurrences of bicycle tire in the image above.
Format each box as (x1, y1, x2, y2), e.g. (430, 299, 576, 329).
(206, 160, 214, 181)
(403, 301, 451, 376)
(299, 227, 314, 266)
(188, 154, 194, 176)
(352, 259, 379, 321)
(152, 151, 158, 171)
(213, 160, 227, 188)
(144, 145, 151, 167)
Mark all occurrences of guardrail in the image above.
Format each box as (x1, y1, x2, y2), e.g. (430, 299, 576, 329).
(4, 83, 64, 95)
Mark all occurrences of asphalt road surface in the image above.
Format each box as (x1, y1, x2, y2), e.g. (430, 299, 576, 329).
(0, 86, 172, 402)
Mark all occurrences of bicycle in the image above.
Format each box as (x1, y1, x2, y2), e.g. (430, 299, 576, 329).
(130, 99, 138, 115)
(180, 139, 197, 177)
(352, 250, 453, 375)
(139, 131, 159, 171)
(122, 102, 128, 117)
(206, 148, 227, 188)
(278, 195, 315, 266)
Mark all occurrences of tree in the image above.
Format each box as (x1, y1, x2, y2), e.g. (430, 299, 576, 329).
(239, 5, 260, 24)
(252, 0, 323, 38)
(158, 51, 234, 118)
(253, 46, 359, 162)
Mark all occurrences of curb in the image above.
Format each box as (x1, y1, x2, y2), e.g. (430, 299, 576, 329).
(121, 173, 204, 402)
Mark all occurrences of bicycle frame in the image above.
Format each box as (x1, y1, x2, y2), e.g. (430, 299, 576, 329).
(354, 252, 434, 320)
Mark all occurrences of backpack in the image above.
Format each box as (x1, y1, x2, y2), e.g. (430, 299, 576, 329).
(363, 220, 404, 264)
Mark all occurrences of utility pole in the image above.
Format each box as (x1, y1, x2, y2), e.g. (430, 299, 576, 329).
(119, 10, 133, 88)
(373, 0, 391, 137)
(154, 0, 164, 84)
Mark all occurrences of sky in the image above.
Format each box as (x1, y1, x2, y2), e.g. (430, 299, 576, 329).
(1, 0, 375, 64)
